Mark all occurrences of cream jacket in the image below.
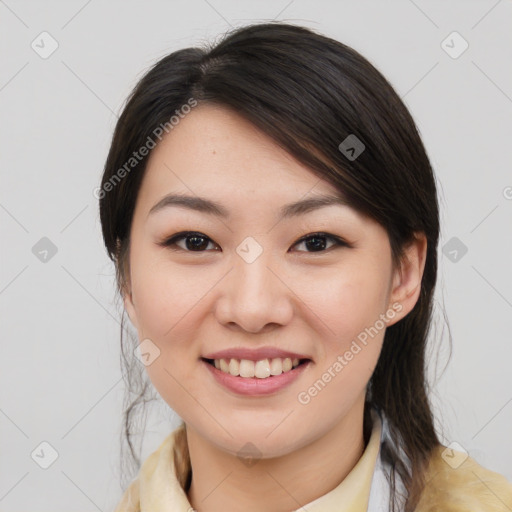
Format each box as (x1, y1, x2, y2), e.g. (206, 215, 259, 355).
(113, 409, 512, 511)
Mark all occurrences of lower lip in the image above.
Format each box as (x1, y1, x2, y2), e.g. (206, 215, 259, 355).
(202, 359, 311, 396)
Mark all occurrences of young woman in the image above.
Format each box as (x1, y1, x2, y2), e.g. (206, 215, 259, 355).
(98, 22, 512, 512)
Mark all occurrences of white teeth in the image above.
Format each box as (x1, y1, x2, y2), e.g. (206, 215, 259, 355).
(282, 357, 292, 372)
(254, 359, 271, 378)
(239, 359, 255, 378)
(212, 357, 303, 379)
(228, 359, 240, 376)
(269, 358, 283, 376)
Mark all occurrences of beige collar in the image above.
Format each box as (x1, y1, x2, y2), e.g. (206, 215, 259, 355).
(114, 411, 382, 511)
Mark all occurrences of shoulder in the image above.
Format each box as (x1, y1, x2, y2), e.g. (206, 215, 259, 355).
(416, 444, 512, 511)
(112, 425, 189, 512)
(113, 478, 140, 512)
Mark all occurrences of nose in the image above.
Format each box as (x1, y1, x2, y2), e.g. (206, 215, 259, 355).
(214, 251, 294, 334)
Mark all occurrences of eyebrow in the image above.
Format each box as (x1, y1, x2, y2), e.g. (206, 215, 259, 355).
(147, 193, 351, 220)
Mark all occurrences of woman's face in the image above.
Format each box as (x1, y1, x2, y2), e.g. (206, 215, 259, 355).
(123, 103, 424, 458)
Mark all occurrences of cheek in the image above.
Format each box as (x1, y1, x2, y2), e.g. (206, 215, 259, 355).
(296, 274, 387, 414)
(130, 248, 212, 339)
(128, 250, 216, 402)
(299, 260, 391, 348)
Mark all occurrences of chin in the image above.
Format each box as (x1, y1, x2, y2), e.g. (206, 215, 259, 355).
(210, 422, 306, 459)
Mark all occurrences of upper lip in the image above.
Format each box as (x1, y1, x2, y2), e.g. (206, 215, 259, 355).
(202, 347, 312, 362)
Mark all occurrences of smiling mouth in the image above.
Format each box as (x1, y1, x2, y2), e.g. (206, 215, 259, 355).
(201, 357, 311, 379)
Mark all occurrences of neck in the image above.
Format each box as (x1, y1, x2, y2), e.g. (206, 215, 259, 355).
(186, 400, 367, 512)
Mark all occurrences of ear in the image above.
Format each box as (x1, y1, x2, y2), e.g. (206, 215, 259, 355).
(116, 242, 138, 330)
(386, 232, 427, 326)
(123, 288, 139, 330)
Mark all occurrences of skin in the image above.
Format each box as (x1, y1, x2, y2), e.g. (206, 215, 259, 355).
(123, 103, 427, 511)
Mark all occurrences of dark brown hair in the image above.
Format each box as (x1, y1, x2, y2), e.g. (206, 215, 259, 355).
(99, 21, 443, 511)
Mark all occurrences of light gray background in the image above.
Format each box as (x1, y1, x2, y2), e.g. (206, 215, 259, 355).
(1, 0, 511, 510)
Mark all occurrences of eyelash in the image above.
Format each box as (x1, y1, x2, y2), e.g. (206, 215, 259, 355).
(158, 231, 349, 254)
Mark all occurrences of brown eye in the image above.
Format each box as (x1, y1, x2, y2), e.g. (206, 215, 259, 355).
(160, 232, 219, 252)
(159, 231, 348, 254)
(292, 233, 347, 253)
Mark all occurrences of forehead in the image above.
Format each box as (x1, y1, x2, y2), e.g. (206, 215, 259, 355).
(140, 103, 340, 201)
